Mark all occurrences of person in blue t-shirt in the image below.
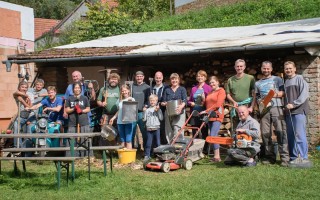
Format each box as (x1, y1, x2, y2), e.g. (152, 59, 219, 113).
(28, 86, 64, 133)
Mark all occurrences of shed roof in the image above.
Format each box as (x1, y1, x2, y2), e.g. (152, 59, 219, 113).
(5, 17, 320, 62)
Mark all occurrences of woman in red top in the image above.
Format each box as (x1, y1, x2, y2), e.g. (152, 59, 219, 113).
(205, 76, 226, 162)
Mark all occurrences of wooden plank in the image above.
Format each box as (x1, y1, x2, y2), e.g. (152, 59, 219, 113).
(0, 133, 101, 139)
(0, 157, 80, 161)
(1, 146, 122, 152)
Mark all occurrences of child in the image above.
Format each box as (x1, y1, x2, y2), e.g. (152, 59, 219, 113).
(143, 94, 163, 161)
(109, 84, 135, 149)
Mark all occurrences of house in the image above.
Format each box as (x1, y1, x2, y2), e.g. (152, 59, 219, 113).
(35, 0, 118, 49)
(0, 1, 35, 130)
(3, 18, 320, 145)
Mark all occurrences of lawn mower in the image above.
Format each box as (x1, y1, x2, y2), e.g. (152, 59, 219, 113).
(144, 110, 214, 173)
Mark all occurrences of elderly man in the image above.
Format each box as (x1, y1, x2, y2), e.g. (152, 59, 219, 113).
(226, 59, 256, 131)
(284, 61, 311, 168)
(145, 71, 169, 144)
(132, 71, 150, 149)
(64, 71, 95, 100)
(224, 105, 261, 167)
(255, 61, 289, 166)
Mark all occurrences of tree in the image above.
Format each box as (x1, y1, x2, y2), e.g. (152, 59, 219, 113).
(118, 0, 171, 21)
(58, 2, 141, 44)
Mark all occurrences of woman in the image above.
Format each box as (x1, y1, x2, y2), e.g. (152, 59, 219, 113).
(65, 82, 91, 156)
(13, 81, 33, 148)
(161, 73, 187, 143)
(109, 84, 135, 149)
(204, 76, 226, 162)
(188, 70, 212, 138)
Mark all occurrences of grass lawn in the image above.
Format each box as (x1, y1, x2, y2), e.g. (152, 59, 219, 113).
(1, 152, 320, 200)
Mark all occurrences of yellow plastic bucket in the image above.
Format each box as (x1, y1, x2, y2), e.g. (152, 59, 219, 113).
(117, 149, 137, 164)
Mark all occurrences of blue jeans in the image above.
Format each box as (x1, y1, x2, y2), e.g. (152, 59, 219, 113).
(209, 121, 222, 150)
(145, 129, 160, 157)
(286, 114, 308, 160)
(132, 112, 147, 148)
(118, 123, 135, 143)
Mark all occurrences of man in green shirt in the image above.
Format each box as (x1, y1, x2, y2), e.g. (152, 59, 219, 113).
(226, 59, 256, 132)
(97, 73, 120, 145)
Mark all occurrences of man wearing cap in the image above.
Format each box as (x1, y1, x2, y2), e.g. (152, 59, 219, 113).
(132, 71, 150, 149)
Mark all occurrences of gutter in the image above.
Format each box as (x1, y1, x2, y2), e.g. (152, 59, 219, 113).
(2, 41, 320, 65)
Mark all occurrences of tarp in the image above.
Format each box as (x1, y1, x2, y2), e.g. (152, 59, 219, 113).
(56, 18, 320, 55)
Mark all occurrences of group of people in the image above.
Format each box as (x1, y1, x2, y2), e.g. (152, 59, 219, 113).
(13, 59, 311, 167)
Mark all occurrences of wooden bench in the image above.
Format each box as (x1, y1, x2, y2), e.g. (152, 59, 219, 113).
(0, 133, 120, 189)
(0, 156, 80, 189)
(1, 146, 121, 176)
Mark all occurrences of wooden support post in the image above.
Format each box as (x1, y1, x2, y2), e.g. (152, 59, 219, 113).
(70, 138, 75, 181)
(57, 161, 61, 189)
(102, 150, 107, 176)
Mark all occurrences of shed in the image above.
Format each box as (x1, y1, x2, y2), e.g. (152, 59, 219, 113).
(2, 18, 320, 144)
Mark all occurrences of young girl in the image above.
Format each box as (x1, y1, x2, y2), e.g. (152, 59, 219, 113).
(109, 85, 135, 149)
(143, 94, 163, 161)
(65, 82, 91, 156)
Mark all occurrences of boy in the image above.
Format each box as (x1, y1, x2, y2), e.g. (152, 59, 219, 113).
(143, 94, 163, 161)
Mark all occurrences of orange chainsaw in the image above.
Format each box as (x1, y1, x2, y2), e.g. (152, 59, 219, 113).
(206, 133, 253, 148)
(258, 89, 275, 118)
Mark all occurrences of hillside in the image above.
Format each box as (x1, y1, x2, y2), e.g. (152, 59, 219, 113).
(141, 0, 320, 32)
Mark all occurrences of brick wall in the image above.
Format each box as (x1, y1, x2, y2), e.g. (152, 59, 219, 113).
(38, 67, 68, 94)
(0, 8, 21, 39)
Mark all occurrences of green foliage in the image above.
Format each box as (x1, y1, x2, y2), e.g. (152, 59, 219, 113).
(118, 0, 171, 21)
(140, 0, 320, 31)
(60, 2, 141, 44)
(2, 0, 80, 19)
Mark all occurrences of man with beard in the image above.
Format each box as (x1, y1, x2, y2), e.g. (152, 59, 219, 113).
(97, 73, 120, 145)
(255, 61, 289, 166)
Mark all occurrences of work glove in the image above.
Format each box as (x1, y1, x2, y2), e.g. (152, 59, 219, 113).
(74, 104, 82, 114)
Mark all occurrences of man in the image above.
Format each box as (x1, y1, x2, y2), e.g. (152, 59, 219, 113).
(97, 73, 120, 145)
(132, 71, 149, 149)
(224, 105, 261, 167)
(64, 71, 95, 101)
(28, 86, 64, 133)
(255, 61, 289, 166)
(145, 71, 169, 144)
(284, 61, 311, 168)
(226, 59, 256, 131)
